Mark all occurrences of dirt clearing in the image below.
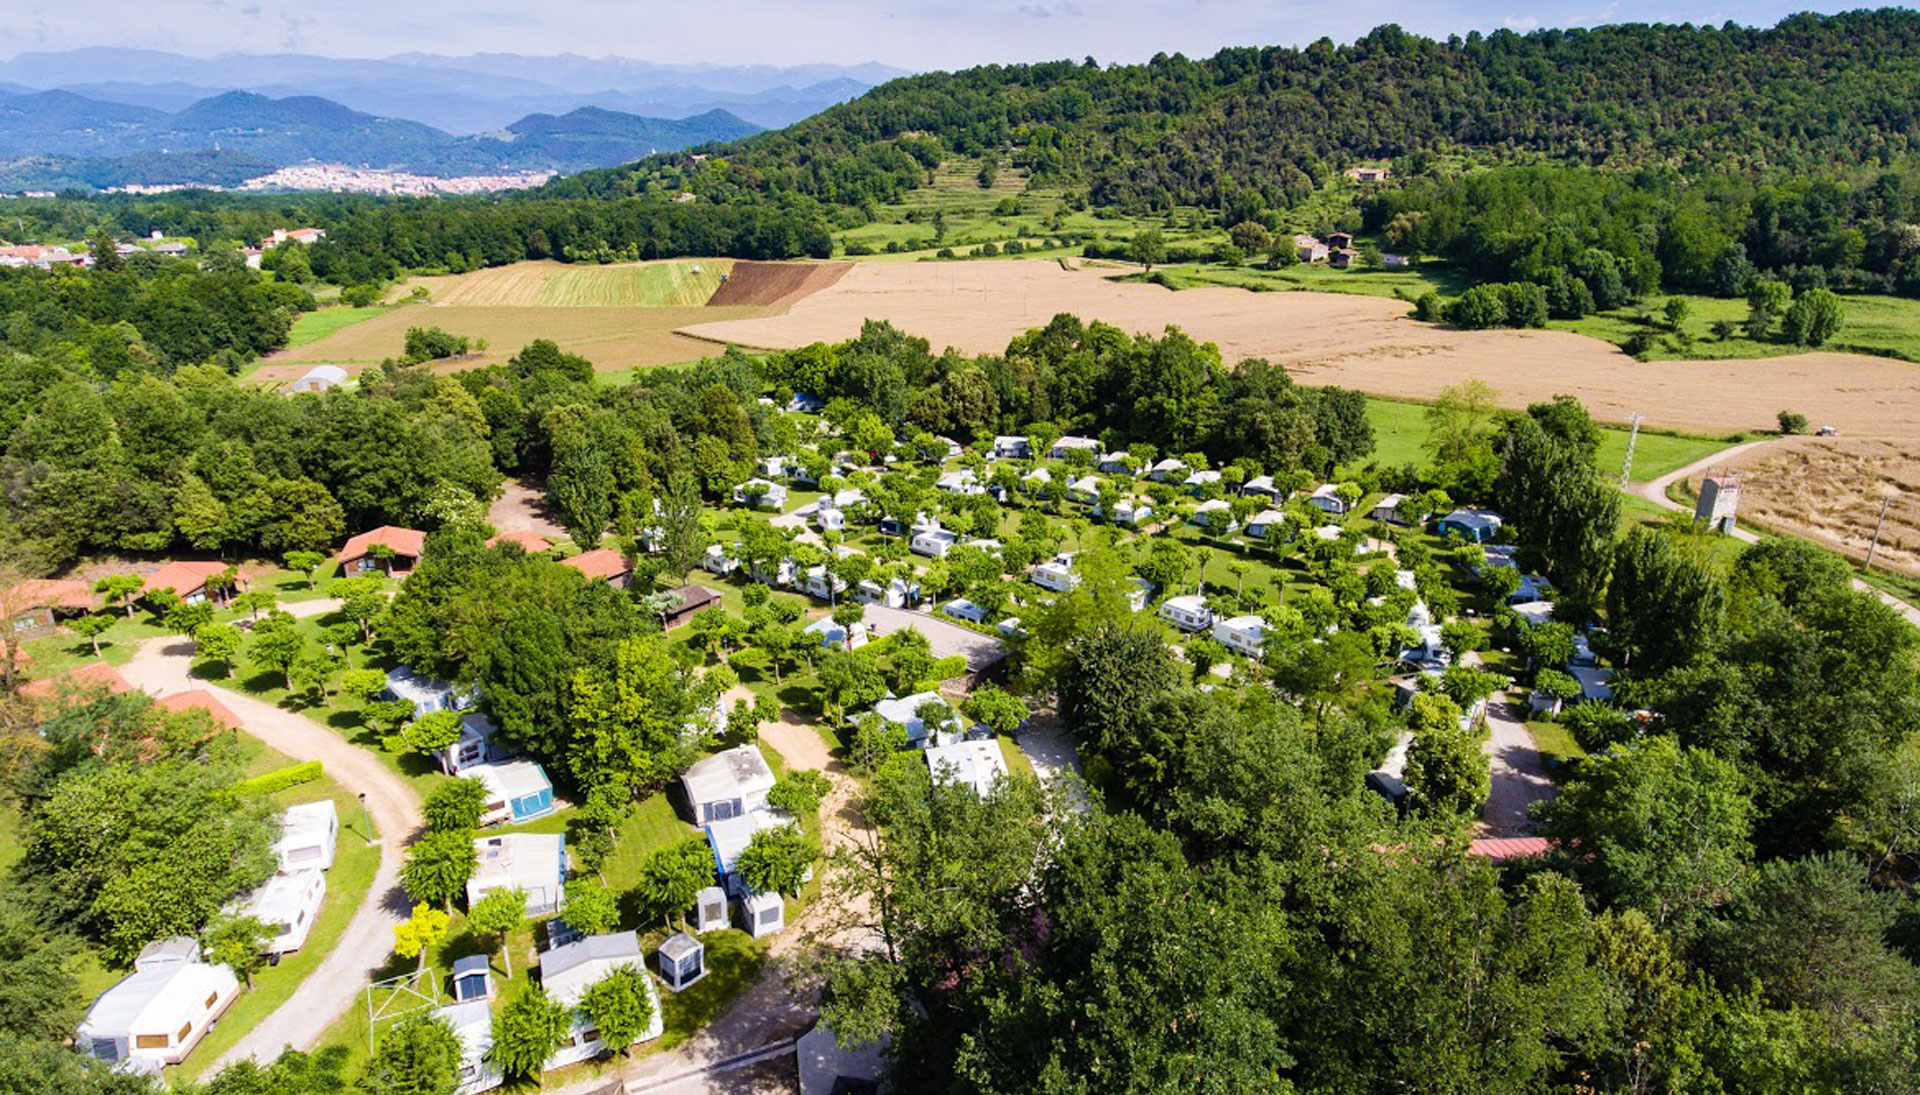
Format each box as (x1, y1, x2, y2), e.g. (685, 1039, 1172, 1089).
(1696, 438, 1920, 577)
(679, 260, 1920, 437)
(705, 261, 852, 308)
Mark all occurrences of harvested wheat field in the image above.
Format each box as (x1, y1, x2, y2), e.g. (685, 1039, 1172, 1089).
(706, 260, 853, 307)
(1695, 438, 1920, 577)
(680, 260, 1920, 437)
(399, 258, 736, 308)
(252, 303, 769, 382)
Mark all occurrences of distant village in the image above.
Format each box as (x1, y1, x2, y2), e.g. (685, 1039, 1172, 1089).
(0, 225, 326, 270)
(1, 163, 556, 200)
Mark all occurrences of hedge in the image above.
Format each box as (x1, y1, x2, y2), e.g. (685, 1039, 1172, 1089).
(234, 760, 324, 796)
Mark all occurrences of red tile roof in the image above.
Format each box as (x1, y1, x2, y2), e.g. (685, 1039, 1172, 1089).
(143, 560, 240, 596)
(487, 530, 553, 553)
(8, 578, 95, 611)
(561, 548, 631, 581)
(20, 661, 133, 699)
(1468, 837, 1552, 862)
(338, 526, 427, 562)
(155, 689, 241, 730)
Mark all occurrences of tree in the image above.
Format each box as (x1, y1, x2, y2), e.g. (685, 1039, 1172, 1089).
(488, 987, 569, 1081)
(404, 710, 464, 768)
(164, 600, 213, 641)
(1128, 228, 1167, 273)
(961, 684, 1027, 736)
(1542, 736, 1753, 933)
(94, 574, 144, 618)
(248, 612, 307, 690)
(467, 888, 528, 977)
(1059, 625, 1178, 754)
(1497, 414, 1620, 616)
(232, 590, 277, 621)
(736, 824, 818, 896)
(815, 647, 887, 728)
(1661, 296, 1691, 330)
(560, 879, 620, 935)
(1777, 409, 1809, 435)
(1228, 221, 1271, 257)
(1782, 286, 1843, 346)
(401, 830, 478, 910)
(885, 627, 934, 693)
(567, 633, 706, 794)
(767, 769, 833, 819)
(204, 914, 273, 986)
(284, 549, 328, 590)
(422, 778, 488, 832)
(659, 471, 705, 580)
(69, 613, 114, 658)
(393, 903, 451, 977)
(361, 1011, 462, 1095)
(830, 602, 864, 647)
(1606, 527, 1725, 673)
(335, 576, 387, 644)
(577, 965, 657, 1057)
(1403, 694, 1489, 818)
(1744, 279, 1790, 339)
(635, 839, 713, 928)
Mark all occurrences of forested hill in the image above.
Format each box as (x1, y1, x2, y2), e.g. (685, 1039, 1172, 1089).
(553, 10, 1920, 212)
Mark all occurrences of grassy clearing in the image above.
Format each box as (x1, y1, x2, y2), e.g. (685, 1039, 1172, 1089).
(1356, 397, 1738, 484)
(287, 306, 392, 348)
(1147, 261, 1464, 301)
(1528, 717, 1589, 773)
(1549, 291, 1920, 364)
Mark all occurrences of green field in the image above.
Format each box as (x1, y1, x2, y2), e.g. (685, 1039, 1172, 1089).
(1549, 291, 1920, 364)
(287, 306, 389, 348)
(1357, 397, 1738, 484)
(1145, 261, 1464, 301)
(398, 259, 735, 309)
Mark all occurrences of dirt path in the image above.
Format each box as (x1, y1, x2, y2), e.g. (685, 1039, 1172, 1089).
(119, 632, 423, 1069)
(1636, 441, 1920, 630)
(1462, 652, 1554, 836)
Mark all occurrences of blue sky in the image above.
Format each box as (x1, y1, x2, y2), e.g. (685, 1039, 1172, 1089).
(1, 1, 1854, 68)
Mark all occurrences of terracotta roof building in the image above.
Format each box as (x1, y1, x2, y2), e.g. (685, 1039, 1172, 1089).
(20, 661, 134, 700)
(561, 548, 632, 588)
(143, 562, 244, 605)
(338, 527, 427, 576)
(486, 530, 552, 554)
(155, 690, 241, 730)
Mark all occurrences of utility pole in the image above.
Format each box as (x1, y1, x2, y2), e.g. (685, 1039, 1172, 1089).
(1619, 413, 1644, 490)
(1866, 490, 1895, 571)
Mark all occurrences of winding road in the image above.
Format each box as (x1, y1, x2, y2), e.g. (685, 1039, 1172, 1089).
(119, 601, 424, 1071)
(1635, 441, 1920, 630)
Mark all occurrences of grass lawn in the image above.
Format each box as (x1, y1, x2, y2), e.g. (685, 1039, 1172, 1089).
(286, 306, 391, 349)
(1356, 397, 1740, 483)
(997, 735, 1035, 781)
(1548, 291, 1920, 364)
(1148, 260, 1464, 301)
(1528, 717, 1589, 774)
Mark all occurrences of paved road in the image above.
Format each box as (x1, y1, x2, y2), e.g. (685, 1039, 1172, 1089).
(860, 604, 1005, 671)
(1465, 652, 1554, 836)
(1635, 441, 1920, 630)
(121, 629, 424, 1070)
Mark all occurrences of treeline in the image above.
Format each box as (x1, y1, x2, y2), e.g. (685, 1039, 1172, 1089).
(581, 11, 1920, 218)
(0, 256, 311, 373)
(763, 313, 1374, 473)
(1371, 163, 1920, 305)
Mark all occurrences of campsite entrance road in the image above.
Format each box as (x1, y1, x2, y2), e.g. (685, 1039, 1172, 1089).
(120, 630, 424, 1071)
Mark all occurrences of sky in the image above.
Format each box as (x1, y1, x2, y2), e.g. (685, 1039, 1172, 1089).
(0, 1, 1853, 69)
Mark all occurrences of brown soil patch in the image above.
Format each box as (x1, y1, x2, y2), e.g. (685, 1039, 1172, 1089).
(486, 477, 568, 540)
(1696, 437, 1920, 577)
(678, 260, 1920, 437)
(705, 261, 852, 308)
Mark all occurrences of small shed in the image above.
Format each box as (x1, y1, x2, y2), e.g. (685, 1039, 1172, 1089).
(690, 885, 729, 934)
(451, 953, 493, 1002)
(740, 890, 786, 938)
(470, 759, 556, 825)
(287, 364, 349, 393)
(657, 931, 706, 992)
(337, 525, 427, 575)
(660, 585, 721, 630)
(560, 548, 632, 589)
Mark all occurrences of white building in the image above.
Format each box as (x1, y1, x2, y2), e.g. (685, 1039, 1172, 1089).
(1438, 507, 1505, 543)
(1306, 483, 1350, 515)
(936, 469, 985, 495)
(444, 711, 504, 774)
(910, 528, 960, 558)
(274, 799, 338, 873)
(1126, 576, 1155, 612)
(813, 503, 846, 532)
(799, 564, 848, 601)
(732, 479, 788, 511)
(77, 939, 241, 1073)
(1241, 474, 1280, 500)
(680, 745, 777, 826)
(1030, 556, 1079, 593)
(755, 455, 790, 479)
(806, 614, 869, 650)
(1159, 594, 1214, 632)
(855, 576, 918, 608)
(436, 1000, 504, 1094)
(1066, 475, 1104, 504)
(1020, 467, 1053, 490)
(1510, 601, 1556, 629)
(940, 597, 987, 624)
(1049, 435, 1102, 460)
(873, 690, 964, 748)
(384, 666, 475, 719)
(538, 930, 664, 1067)
(467, 833, 567, 917)
(1096, 452, 1133, 475)
(701, 544, 740, 576)
(705, 810, 791, 897)
(287, 364, 349, 393)
(1182, 469, 1222, 495)
(1110, 497, 1153, 526)
(992, 436, 1031, 459)
(227, 869, 327, 957)
(1148, 457, 1187, 482)
(925, 739, 1010, 796)
(469, 759, 557, 826)
(1212, 615, 1270, 658)
(1189, 498, 1239, 533)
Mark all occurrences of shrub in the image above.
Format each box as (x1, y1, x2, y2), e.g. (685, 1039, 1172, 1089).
(233, 761, 323, 796)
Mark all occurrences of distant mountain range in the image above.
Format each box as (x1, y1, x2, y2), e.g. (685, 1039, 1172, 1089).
(0, 49, 901, 133)
(0, 86, 767, 190)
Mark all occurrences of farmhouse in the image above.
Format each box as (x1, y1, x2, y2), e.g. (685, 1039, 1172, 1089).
(144, 561, 243, 606)
(1438, 508, 1505, 543)
(338, 526, 427, 575)
(77, 938, 241, 1073)
(925, 739, 1010, 796)
(274, 799, 339, 873)
(1212, 615, 1270, 658)
(560, 548, 632, 589)
(467, 833, 567, 917)
(681, 744, 777, 826)
(1159, 594, 1214, 632)
(470, 759, 558, 825)
(226, 869, 327, 957)
(873, 690, 964, 748)
(1294, 234, 1329, 263)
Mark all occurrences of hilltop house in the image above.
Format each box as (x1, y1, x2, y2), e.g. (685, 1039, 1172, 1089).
(680, 745, 777, 826)
(467, 833, 567, 918)
(338, 526, 427, 576)
(77, 939, 241, 1073)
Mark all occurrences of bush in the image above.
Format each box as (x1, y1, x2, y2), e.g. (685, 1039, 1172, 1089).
(233, 761, 323, 796)
(1622, 330, 1659, 359)
(1562, 703, 1637, 753)
(339, 284, 381, 307)
(1777, 410, 1809, 435)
